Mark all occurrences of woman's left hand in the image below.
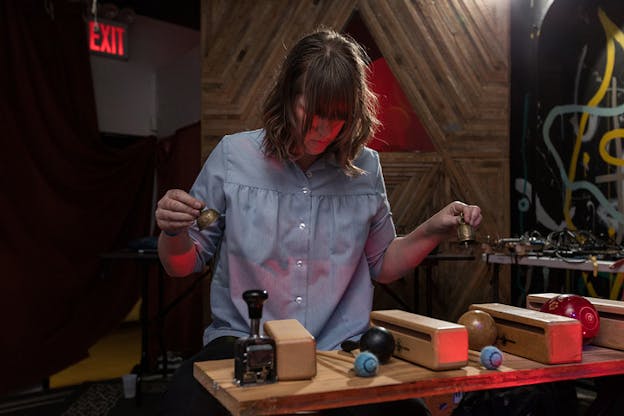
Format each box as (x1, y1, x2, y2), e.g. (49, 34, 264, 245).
(424, 201, 482, 239)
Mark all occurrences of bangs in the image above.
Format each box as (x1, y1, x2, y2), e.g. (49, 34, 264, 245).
(303, 64, 357, 122)
(305, 90, 351, 121)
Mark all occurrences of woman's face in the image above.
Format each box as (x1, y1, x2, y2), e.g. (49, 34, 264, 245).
(294, 95, 345, 157)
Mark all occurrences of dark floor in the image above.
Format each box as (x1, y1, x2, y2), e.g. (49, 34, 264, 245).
(0, 375, 169, 416)
(108, 376, 167, 416)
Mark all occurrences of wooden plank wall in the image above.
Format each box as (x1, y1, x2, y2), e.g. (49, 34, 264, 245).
(200, 0, 510, 321)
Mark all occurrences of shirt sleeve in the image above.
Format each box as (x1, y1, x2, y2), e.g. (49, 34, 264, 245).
(364, 151, 396, 279)
(187, 136, 229, 272)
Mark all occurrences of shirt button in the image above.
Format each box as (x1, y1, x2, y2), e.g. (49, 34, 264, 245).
(302, 187, 310, 195)
(296, 260, 303, 267)
(299, 223, 306, 230)
(295, 296, 303, 304)
(306, 171, 312, 178)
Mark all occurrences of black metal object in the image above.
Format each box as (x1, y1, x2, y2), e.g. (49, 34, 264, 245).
(234, 290, 277, 386)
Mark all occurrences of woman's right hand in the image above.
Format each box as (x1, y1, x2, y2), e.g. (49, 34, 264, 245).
(155, 189, 205, 236)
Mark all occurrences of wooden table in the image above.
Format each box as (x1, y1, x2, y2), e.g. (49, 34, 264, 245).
(193, 345, 624, 415)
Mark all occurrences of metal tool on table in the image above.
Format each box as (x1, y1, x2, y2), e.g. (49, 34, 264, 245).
(234, 290, 277, 386)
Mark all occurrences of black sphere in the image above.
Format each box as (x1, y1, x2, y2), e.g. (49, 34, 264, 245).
(359, 326, 395, 364)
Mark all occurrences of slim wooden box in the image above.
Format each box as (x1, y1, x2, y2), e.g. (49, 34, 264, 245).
(263, 319, 316, 381)
(526, 293, 624, 351)
(469, 303, 582, 364)
(370, 309, 468, 370)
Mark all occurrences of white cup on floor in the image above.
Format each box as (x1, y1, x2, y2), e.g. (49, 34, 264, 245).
(121, 373, 138, 399)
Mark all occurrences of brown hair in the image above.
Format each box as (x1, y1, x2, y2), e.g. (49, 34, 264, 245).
(261, 28, 379, 176)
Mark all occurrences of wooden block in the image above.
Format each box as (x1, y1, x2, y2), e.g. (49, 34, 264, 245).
(469, 303, 582, 364)
(526, 293, 624, 351)
(263, 319, 316, 381)
(370, 309, 468, 370)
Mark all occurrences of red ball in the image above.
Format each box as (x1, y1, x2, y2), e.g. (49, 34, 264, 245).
(540, 294, 600, 341)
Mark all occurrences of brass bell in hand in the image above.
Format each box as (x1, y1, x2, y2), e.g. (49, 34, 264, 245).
(457, 212, 475, 245)
(197, 208, 221, 230)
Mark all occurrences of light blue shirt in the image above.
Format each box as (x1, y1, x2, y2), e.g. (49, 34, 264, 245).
(188, 129, 396, 350)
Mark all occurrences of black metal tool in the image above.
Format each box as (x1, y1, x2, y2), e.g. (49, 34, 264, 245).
(234, 289, 277, 386)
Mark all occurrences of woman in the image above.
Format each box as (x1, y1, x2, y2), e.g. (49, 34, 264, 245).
(156, 27, 481, 415)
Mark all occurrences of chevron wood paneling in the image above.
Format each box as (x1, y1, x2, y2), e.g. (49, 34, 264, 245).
(200, 0, 510, 321)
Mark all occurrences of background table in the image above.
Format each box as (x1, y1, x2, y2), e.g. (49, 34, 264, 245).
(483, 253, 624, 304)
(194, 346, 624, 416)
(484, 253, 624, 273)
(376, 253, 475, 316)
(100, 248, 209, 404)
(419, 253, 475, 315)
(100, 249, 162, 405)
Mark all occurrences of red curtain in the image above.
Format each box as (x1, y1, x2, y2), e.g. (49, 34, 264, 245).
(0, 0, 156, 393)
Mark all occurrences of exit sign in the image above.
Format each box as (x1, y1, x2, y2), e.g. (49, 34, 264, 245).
(88, 18, 128, 60)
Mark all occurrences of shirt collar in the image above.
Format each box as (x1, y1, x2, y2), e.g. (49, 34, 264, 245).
(310, 151, 341, 170)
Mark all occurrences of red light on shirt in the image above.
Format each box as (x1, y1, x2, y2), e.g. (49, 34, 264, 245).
(88, 18, 128, 60)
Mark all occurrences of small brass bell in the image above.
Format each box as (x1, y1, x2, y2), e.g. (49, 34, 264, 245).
(197, 208, 221, 230)
(457, 212, 475, 245)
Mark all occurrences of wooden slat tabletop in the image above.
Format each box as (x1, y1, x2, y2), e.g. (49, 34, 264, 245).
(194, 345, 624, 415)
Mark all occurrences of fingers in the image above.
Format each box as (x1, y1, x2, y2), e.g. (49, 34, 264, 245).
(463, 205, 482, 228)
(448, 201, 482, 228)
(165, 189, 205, 211)
(155, 189, 206, 234)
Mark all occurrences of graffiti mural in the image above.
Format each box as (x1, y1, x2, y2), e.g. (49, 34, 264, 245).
(511, 0, 624, 300)
(513, 0, 624, 240)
